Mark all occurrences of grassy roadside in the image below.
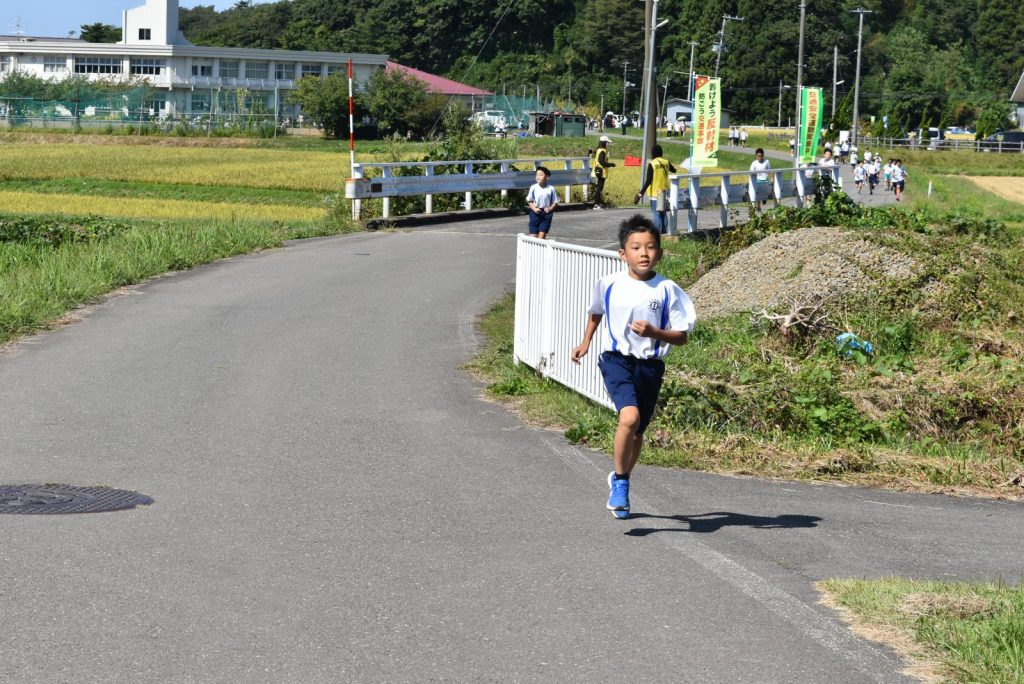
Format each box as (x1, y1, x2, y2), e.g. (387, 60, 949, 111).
(819, 578, 1024, 682)
(0, 212, 354, 344)
(467, 153, 1024, 498)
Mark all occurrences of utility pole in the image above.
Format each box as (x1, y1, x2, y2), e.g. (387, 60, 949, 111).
(778, 79, 784, 128)
(640, 1, 666, 178)
(714, 14, 743, 78)
(832, 45, 838, 118)
(795, 1, 806, 146)
(851, 7, 872, 145)
(621, 61, 631, 118)
(661, 76, 670, 123)
(686, 40, 698, 101)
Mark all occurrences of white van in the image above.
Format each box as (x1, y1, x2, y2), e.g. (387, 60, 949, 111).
(470, 110, 507, 131)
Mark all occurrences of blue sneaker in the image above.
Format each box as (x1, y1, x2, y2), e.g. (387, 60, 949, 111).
(607, 472, 630, 518)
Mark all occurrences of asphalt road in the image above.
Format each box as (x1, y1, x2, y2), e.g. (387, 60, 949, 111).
(2, 218, 1022, 682)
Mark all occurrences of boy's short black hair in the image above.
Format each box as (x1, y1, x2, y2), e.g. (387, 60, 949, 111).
(651, 144, 664, 158)
(536, 166, 551, 177)
(618, 214, 661, 249)
(755, 147, 765, 155)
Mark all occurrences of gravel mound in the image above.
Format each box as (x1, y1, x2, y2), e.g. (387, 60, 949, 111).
(689, 226, 919, 319)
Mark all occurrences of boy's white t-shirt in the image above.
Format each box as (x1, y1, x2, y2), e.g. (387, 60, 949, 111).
(527, 183, 558, 209)
(588, 271, 697, 360)
(749, 158, 772, 182)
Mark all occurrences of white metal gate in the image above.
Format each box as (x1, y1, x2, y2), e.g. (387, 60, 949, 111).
(513, 234, 625, 410)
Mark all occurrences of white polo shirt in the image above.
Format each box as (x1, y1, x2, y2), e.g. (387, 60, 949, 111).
(588, 271, 697, 360)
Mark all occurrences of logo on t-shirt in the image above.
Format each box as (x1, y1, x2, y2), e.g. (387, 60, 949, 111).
(649, 299, 662, 312)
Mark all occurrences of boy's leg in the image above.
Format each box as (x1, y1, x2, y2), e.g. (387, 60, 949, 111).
(599, 353, 639, 517)
(537, 211, 552, 239)
(528, 210, 541, 235)
(608, 409, 638, 518)
(613, 407, 641, 476)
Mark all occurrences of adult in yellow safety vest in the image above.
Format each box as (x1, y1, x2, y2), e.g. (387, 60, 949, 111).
(634, 144, 676, 234)
(592, 135, 616, 209)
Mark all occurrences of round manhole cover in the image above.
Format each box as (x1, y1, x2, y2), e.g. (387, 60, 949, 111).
(0, 484, 153, 515)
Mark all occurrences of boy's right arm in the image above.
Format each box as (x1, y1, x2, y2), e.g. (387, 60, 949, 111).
(571, 314, 602, 363)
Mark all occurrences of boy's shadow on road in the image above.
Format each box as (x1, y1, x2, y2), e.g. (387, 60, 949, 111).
(624, 512, 822, 537)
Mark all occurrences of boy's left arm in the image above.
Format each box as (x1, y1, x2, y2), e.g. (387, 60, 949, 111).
(630, 321, 687, 345)
(545, 188, 558, 213)
(630, 287, 696, 345)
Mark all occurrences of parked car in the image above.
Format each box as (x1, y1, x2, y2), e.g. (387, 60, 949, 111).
(980, 130, 1024, 152)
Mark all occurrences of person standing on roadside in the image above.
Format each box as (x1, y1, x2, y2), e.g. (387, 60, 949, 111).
(592, 135, 615, 210)
(634, 144, 676, 234)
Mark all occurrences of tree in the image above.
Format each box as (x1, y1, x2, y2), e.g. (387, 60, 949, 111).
(973, 0, 1024, 91)
(361, 68, 431, 136)
(80, 23, 121, 43)
(975, 100, 1013, 139)
(286, 74, 350, 138)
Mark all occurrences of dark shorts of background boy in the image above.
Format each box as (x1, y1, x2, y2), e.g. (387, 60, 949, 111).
(598, 351, 665, 434)
(528, 210, 553, 235)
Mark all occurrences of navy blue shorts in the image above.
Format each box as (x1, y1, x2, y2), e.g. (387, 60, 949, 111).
(598, 351, 666, 435)
(528, 210, 553, 234)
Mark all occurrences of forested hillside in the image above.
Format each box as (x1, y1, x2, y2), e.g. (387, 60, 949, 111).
(177, 0, 1023, 128)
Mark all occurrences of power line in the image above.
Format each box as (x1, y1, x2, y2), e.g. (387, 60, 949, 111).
(426, 0, 518, 138)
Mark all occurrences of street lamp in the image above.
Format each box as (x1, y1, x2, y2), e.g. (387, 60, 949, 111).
(686, 41, 698, 101)
(832, 80, 845, 118)
(778, 81, 792, 128)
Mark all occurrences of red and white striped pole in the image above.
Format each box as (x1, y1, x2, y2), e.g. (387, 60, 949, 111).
(348, 59, 355, 173)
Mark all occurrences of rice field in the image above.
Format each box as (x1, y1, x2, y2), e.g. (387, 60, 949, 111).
(0, 138, 351, 227)
(0, 135, 359, 342)
(0, 142, 349, 192)
(0, 189, 325, 223)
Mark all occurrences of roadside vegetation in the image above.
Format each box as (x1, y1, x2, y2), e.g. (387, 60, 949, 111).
(0, 132, 362, 345)
(468, 151, 1024, 500)
(820, 578, 1024, 682)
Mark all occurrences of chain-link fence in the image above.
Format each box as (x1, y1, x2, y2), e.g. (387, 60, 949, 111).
(471, 95, 558, 130)
(0, 87, 284, 135)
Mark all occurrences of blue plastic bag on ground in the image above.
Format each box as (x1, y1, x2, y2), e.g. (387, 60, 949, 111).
(835, 332, 874, 358)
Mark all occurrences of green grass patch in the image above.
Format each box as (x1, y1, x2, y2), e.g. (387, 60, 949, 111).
(820, 578, 1024, 682)
(0, 211, 358, 344)
(469, 181, 1024, 496)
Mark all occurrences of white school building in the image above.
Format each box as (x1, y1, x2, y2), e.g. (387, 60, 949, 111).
(0, 0, 386, 120)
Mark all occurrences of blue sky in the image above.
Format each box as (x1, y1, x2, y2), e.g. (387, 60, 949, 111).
(5, 1, 274, 39)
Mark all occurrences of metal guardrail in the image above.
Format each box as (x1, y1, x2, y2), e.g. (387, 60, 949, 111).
(668, 164, 842, 234)
(345, 157, 592, 220)
(513, 234, 623, 410)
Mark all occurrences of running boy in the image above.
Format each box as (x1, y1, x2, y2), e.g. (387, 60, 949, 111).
(853, 160, 866, 194)
(526, 166, 558, 239)
(890, 159, 907, 202)
(571, 215, 697, 519)
(749, 148, 772, 210)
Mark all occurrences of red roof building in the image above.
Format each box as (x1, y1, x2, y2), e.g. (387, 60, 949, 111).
(385, 61, 492, 106)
